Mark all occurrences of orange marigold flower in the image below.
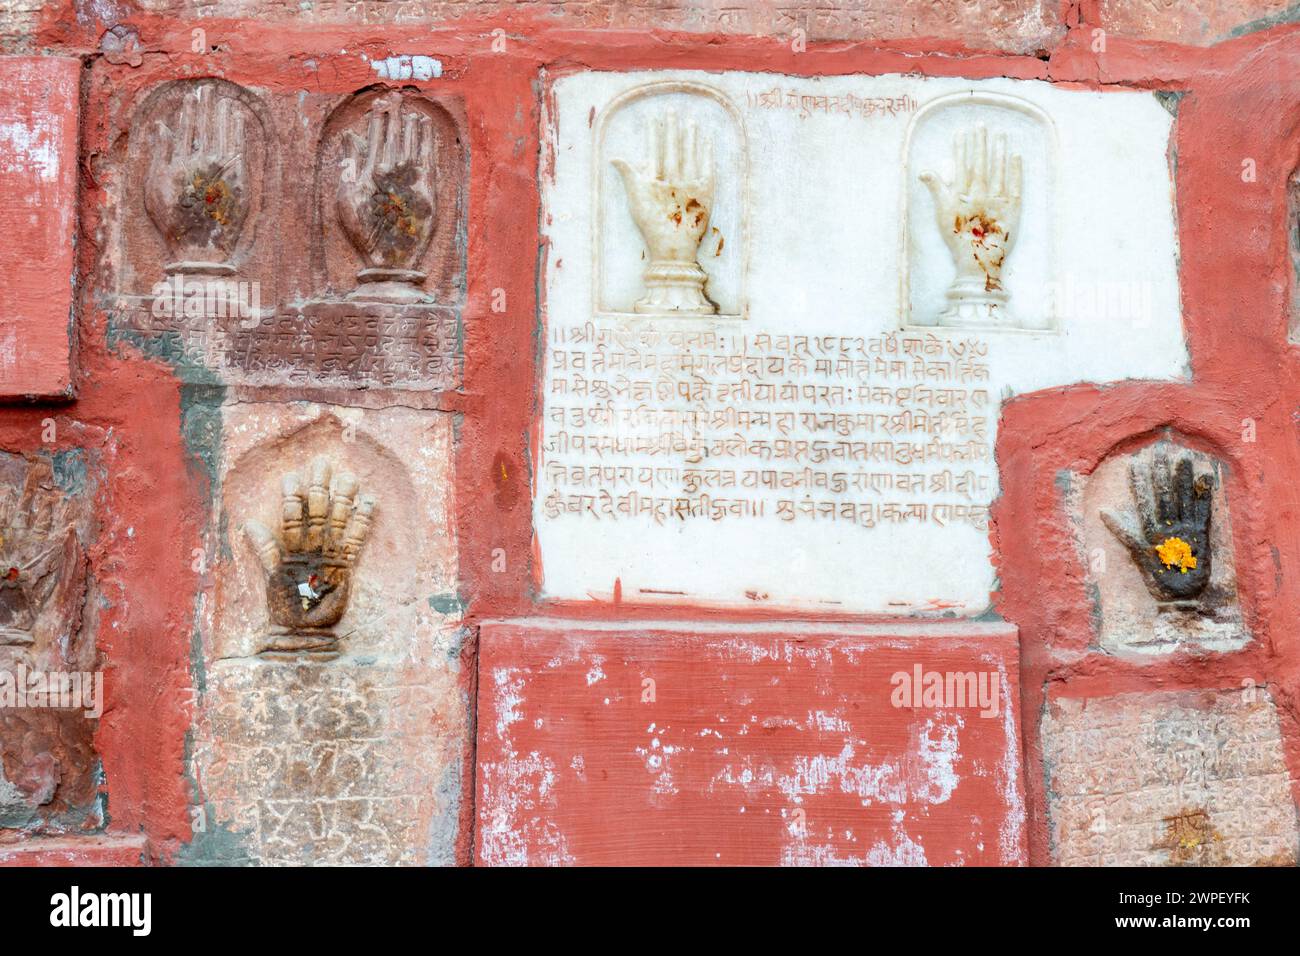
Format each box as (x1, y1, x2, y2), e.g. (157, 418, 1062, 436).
(1154, 536, 1197, 574)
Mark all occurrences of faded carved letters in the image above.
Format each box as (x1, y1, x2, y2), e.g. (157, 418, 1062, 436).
(542, 327, 993, 531)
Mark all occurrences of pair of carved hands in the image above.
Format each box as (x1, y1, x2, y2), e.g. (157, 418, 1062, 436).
(243, 459, 376, 633)
(920, 125, 1023, 293)
(337, 95, 438, 275)
(1102, 450, 1214, 605)
(145, 84, 249, 269)
(612, 111, 715, 266)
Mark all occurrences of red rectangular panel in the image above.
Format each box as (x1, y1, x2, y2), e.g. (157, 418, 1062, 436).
(0, 56, 79, 400)
(477, 620, 1025, 866)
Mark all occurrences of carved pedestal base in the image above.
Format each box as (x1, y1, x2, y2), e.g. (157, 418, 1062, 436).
(1156, 599, 1203, 614)
(352, 268, 434, 305)
(257, 626, 340, 662)
(936, 279, 1013, 328)
(634, 260, 716, 315)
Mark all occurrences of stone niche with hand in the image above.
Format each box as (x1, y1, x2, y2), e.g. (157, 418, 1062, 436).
(242, 457, 377, 660)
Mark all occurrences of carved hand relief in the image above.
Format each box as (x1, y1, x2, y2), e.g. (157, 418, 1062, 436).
(144, 83, 251, 276)
(242, 457, 376, 660)
(0, 460, 77, 647)
(611, 111, 717, 315)
(336, 93, 438, 302)
(1072, 438, 1244, 655)
(919, 125, 1024, 327)
(1101, 448, 1213, 609)
(904, 93, 1058, 331)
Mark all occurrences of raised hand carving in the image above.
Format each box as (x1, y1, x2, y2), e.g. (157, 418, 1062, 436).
(919, 125, 1022, 327)
(337, 94, 437, 300)
(243, 457, 376, 659)
(612, 111, 716, 315)
(0, 461, 77, 646)
(1101, 448, 1213, 609)
(144, 84, 249, 276)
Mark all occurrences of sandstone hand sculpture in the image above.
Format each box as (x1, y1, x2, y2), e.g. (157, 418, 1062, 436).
(612, 110, 716, 315)
(0, 462, 75, 646)
(920, 125, 1023, 327)
(145, 84, 249, 275)
(1101, 448, 1213, 608)
(337, 95, 437, 299)
(243, 458, 376, 658)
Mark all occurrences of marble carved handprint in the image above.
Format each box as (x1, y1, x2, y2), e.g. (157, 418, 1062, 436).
(145, 84, 249, 274)
(612, 110, 717, 315)
(919, 125, 1023, 327)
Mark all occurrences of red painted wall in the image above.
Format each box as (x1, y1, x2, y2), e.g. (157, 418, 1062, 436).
(2, 1, 1299, 864)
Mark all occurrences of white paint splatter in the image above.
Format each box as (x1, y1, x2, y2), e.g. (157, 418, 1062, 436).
(0, 120, 58, 181)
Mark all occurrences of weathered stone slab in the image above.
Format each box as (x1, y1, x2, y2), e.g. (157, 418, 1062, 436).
(0, 448, 102, 832)
(1098, 0, 1300, 45)
(1042, 689, 1299, 866)
(122, 0, 1063, 52)
(101, 77, 467, 391)
(109, 294, 461, 390)
(477, 620, 1024, 866)
(537, 70, 1185, 614)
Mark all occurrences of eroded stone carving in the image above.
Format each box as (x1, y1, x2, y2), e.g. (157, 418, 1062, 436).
(243, 457, 376, 660)
(0, 459, 79, 647)
(1101, 446, 1213, 610)
(337, 93, 438, 302)
(919, 125, 1023, 327)
(145, 83, 250, 276)
(612, 110, 716, 315)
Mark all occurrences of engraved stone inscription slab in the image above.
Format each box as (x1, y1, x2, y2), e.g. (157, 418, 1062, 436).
(537, 71, 1186, 613)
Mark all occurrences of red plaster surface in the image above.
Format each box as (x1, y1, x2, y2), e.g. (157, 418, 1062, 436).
(0, 4, 1297, 865)
(477, 622, 1023, 866)
(0, 56, 78, 400)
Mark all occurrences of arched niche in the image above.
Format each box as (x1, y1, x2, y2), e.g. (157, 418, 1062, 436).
(312, 87, 467, 302)
(594, 80, 748, 320)
(212, 411, 431, 661)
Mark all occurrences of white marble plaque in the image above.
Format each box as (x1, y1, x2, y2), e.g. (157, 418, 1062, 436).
(537, 70, 1186, 614)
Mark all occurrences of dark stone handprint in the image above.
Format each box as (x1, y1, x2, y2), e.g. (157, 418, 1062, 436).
(1101, 447, 1213, 608)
